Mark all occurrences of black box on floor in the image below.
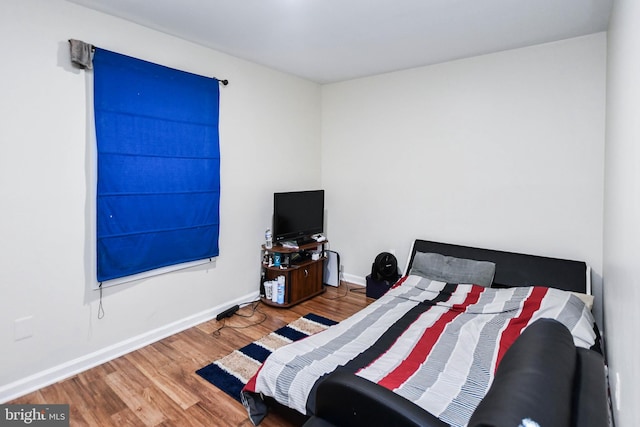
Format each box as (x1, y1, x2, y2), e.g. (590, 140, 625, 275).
(366, 274, 394, 299)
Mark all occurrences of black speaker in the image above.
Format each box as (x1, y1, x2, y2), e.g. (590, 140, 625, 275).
(371, 252, 400, 282)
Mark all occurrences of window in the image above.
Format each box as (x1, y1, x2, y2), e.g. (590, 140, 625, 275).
(93, 49, 220, 282)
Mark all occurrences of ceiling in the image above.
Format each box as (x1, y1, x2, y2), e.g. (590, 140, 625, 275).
(67, 0, 613, 84)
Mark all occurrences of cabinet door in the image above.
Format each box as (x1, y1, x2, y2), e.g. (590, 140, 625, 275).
(289, 260, 323, 303)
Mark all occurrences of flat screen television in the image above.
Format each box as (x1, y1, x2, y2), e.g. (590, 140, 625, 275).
(273, 190, 324, 244)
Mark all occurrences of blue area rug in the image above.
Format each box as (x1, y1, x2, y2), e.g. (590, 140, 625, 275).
(196, 313, 337, 402)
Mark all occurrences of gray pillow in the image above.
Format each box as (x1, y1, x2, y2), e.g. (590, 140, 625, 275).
(409, 252, 496, 287)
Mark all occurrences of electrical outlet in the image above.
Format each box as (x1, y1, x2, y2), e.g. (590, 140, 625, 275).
(14, 316, 34, 341)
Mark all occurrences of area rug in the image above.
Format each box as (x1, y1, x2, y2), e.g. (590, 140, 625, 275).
(196, 313, 338, 402)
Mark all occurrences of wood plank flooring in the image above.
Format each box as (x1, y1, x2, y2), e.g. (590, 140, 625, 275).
(9, 283, 371, 427)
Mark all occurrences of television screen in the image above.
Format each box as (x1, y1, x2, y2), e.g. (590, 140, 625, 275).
(273, 190, 324, 243)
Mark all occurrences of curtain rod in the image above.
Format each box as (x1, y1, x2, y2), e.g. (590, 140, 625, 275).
(68, 39, 229, 85)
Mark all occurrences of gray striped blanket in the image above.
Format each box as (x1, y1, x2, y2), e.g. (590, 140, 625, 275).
(242, 275, 597, 426)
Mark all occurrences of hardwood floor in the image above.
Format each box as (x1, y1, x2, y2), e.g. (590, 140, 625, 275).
(9, 283, 371, 427)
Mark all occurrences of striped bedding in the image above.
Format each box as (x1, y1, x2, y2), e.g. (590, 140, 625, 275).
(242, 275, 598, 426)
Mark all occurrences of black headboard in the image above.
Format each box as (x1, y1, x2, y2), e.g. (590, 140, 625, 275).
(405, 240, 588, 293)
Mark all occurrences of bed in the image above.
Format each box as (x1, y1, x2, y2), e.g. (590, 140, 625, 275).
(241, 239, 607, 427)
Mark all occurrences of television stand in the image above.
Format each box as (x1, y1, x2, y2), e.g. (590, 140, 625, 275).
(278, 236, 319, 249)
(260, 240, 328, 307)
(296, 236, 316, 246)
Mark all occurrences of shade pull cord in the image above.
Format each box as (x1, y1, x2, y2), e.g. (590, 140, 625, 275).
(98, 283, 105, 319)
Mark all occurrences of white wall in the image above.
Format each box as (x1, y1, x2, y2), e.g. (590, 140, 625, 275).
(0, 0, 615, 410)
(0, 0, 321, 400)
(603, 0, 640, 425)
(321, 34, 606, 324)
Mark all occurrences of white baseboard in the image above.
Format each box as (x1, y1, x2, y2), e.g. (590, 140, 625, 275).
(0, 291, 259, 403)
(343, 273, 366, 287)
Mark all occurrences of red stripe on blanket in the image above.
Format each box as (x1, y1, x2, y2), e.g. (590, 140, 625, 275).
(391, 275, 408, 289)
(376, 285, 484, 390)
(242, 363, 264, 393)
(494, 286, 548, 370)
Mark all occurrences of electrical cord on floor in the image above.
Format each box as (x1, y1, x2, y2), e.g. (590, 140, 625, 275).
(233, 299, 261, 318)
(320, 281, 350, 300)
(211, 300, 267, 336)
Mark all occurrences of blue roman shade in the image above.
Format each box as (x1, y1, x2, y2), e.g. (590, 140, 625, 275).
(93, 48, 220, 282)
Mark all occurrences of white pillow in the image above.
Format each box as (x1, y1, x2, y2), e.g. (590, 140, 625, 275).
(570, 291, 594, 310)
